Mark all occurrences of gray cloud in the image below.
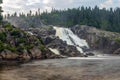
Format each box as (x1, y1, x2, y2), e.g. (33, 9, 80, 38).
(1, 0, 120, 15)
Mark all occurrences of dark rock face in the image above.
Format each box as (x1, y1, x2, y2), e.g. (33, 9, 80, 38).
(28, 27, 84, 57)
(85, 52, 95, 56)
(47, 38, 83, 57)
(113, 48, 120, 55)
(71, 25, 120, 54)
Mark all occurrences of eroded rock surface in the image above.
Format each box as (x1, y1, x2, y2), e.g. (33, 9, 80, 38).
(71, 25, 120, 54)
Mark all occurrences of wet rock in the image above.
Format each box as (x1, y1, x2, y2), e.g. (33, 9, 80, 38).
(48, 38, 83, 57)
(29, 27, 84, 57)
(84, 55, 88, 57)
(85, 52, 95, 56)
(44, 36, 55, 45)
(71, 25, 120, 54)
(113, 48, 120, 54)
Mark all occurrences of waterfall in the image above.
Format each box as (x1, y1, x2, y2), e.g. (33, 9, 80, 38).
(49, 48, 60, 55)
(53, 26, 89, 53)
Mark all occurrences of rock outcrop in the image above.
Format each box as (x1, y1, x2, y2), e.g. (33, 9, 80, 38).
(1, 50, 19, 60)
(0, 23, 60, 62)
(71, 25, 120, 54)
(113, 48, 120, 55)
(28, 26, 84, 57)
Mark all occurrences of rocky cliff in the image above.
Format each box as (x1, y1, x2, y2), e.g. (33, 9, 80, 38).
(71, 25, 120, 54)
(0, 22, 60, 62)
(27, 26, 84, 57)
(3, 18, 120, 57)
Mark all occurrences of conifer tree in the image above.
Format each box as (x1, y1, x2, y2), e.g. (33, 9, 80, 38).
(0, 0, 3, 23)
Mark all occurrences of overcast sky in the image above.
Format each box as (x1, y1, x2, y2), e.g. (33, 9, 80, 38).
(1, 0, 120, 15)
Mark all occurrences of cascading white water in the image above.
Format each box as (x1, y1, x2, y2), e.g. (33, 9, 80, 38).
(53, 26, 89, 53)
(49, 48, 60, 55)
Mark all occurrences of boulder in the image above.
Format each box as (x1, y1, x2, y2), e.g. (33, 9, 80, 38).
(18, 50, 31, 61)
(113, 48, 120, 54)
(30, 48, 42, 59)
(44, 36, 55, 45)
(0, 50, 19, 60)
(85, 52, 95, 56)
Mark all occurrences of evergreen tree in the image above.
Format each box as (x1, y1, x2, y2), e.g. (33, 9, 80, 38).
(7, 6, 120, 33)
(0, 0, 3, 23)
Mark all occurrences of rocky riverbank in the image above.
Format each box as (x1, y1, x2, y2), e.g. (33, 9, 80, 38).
(1, 23, 119, 63)
(0, 23, 62, 63)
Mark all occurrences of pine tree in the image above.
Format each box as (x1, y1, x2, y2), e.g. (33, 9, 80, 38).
(7, 6, 120, 33)
(0, 0, 3, 23)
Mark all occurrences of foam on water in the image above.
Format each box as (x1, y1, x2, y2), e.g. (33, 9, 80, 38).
(67, 56, 120, 60)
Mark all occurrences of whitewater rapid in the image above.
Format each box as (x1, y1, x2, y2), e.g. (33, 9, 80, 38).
(53, 26, 89, 53)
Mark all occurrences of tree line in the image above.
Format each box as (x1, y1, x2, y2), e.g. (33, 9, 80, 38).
(5, 6, 120, 33)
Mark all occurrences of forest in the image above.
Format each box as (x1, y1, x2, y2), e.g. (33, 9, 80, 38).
(5, 6, 120, 33)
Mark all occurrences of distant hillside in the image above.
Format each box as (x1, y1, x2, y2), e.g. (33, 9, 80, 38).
(6, 16, 44, 29)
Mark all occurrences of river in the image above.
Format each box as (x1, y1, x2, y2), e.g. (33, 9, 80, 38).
(1, 56, 120, 80)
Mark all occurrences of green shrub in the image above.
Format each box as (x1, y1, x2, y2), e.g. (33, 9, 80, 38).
(39, 45, 46, 52)
(39, 38, 44, 45)
(5, 24, 13, 31)
(16, 46, 25, 53)
(0, 41, 4, 52)
(25, 44, 34, 50)
(0, 32, 7, 42)
(0, 42, 17, 52)
(11, 29, 21, 37)
(18, 38, 26, 43)
(7, 47, 17, 52)
(115, 38, 120, 44)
